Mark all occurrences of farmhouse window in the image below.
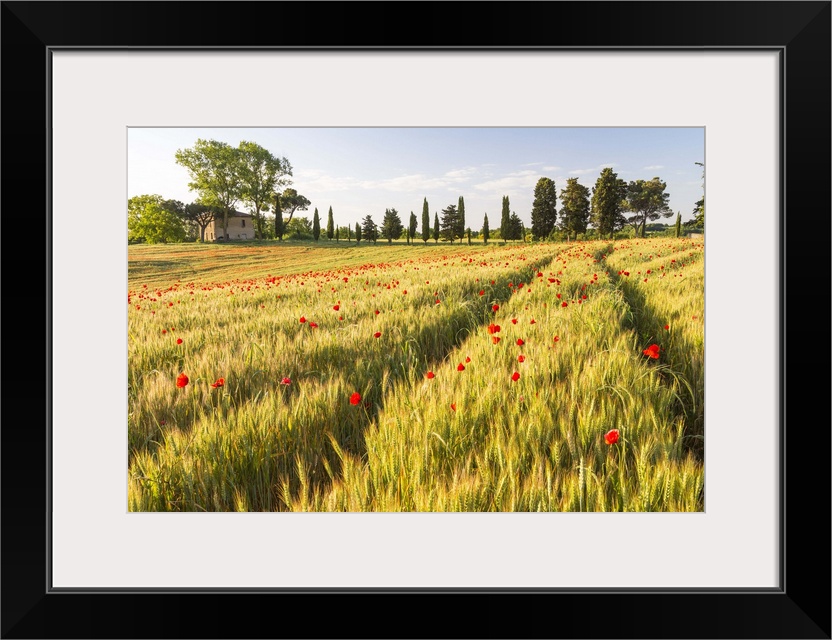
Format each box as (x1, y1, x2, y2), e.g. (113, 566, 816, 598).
(241, 219, 245, 227)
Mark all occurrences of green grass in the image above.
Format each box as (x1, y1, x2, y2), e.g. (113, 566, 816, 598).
(128, 238, 704, 511)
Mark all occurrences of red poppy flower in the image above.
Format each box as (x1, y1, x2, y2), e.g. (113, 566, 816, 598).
(556, 293, 562, 299)
(664, 324, 670, 330)
(643, 344, 660, 359)
(553, 336, 560, 342)
(333, 305, 340, 311)
(465, 356, 471, 363)
(310, 322, 319, 328)
(426, 371, 435, 379)
(350, 392, 361, 405)
(511, 318, 518, 325)
(487, 323, 501, 334)
(511, 371, 520, 382)
(492, 336, 501, 344)
(280, 377, 291, 386)
(373, 331, 381, 338)
(561, 302, 568, 308)
(299, 316, 306, 323)
(492, 304, 500, 312)
(457, 363, 465, 372)
(176, 373, 189, 388)
(450, 403, 456, 412)
(530, 319, 536, 325)
(161, 329, 167, 334)
(516, 338, 524, 346)
(374, 310, 380, 315)
(478, 290, 485, 296)
(518, 355, 525, 363)
(210, 377, 224, 388)
(604, 429, 620, 445)
(176, 338, 183, 345)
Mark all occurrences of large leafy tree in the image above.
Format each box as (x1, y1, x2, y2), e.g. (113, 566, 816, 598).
(326, 206, 334, 240)
(421, 198, 430, 244)
(164, 199, 218, 242)
(380, 208, 403, 244)
(440, 204, 458, 243)
(237, 140, 291, 240)
(277, 188, 311, 225)
(175, 139, 242, 240)
(128, 194, 186, 244)
(312, 208, 321, 241)
(500, 195, 511, 244)
(530, 177, 558, 240)
(433, 213, 439, 244)
(559, 177, 591, 240)
(624, 177, 673, 237)
(590, 167, 628, 239)
(361, 214, 378, 244)
(482, 213, 490, 244)
(457, 196, 466, 242)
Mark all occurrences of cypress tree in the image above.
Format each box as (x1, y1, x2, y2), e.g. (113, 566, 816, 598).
(482, 213, 490, 244)
(326, 206, 334, 240)
(500, 196, 511, 244)
(421, 198, 430, 244)
(312, 208, 321, 241)
(433, 213, 439, 244)
(457, 196, 466, 242)
(355, 222, 361, 244)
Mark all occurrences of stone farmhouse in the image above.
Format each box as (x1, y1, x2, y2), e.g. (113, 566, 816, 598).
(205, 210, 254, 241)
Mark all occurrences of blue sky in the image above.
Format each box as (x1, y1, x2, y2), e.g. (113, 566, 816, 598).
(128, 127, 704, 229)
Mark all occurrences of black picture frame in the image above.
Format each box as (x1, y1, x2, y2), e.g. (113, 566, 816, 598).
(2, 2, 829, 638)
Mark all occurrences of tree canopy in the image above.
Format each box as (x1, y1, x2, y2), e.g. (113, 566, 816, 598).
(559, 178, 591, 240)
(440, 204, 459, 243)
(326, 206, 334, 240)
(174, 139, 242, 240)
(624, 177, 673, 237)
(277, 188, 311, 225)
(312, 208, 321, 241)
(500, 196, 511, 244)
(128, 194, 186, 244)
(590, 167, 628, 239)
(530, 177, 558, 240)
(237, 140, 291, 240)
(408, 211, 418, 244)
(361, 215, 379, 244)
(380, 208, 403, 243)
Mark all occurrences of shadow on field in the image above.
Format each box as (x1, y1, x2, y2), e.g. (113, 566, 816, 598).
(604, 259, 704, 462)
(280, 251, 566, 508)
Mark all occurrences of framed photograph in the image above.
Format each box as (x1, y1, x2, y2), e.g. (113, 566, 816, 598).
(3, 2, 829, 638)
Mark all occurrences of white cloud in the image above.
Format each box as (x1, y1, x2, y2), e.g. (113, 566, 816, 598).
(569, 163, 616, 175)
(643, 165, 664, 170)
(542, 166, 561, 172)
(472, 169, 539, 192)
